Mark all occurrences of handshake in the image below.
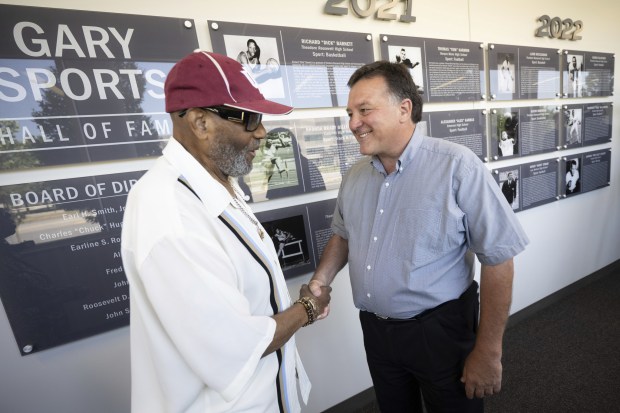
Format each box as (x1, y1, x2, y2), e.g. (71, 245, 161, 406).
(295, 279, 332, 326)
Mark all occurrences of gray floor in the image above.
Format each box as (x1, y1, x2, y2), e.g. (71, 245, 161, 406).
(325, 259, 620, 413)
(486, 261, 620, 413)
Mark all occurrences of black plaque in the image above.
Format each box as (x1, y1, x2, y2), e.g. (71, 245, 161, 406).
(420, 109, 487, 160)
(493, 158, 559, 213)
(293, 116, 362, 190)
(0, 171, 145, 355)
(238, 120, 303, 203)
(563, 51, 614, 98)
(0, 5, 198, 169)
(208, 21, 374, 109)
(488, 44, 560, 101)
(255, 198, 337, 279)
(581, 150, 611, 193)
(490, 106, 559, 160)
(561, 103, 612, 149)
(561, 149, 611, 197)
(379, 35, 485, 103)
(519, 159, 559, 211)
(237, 117, 363, 203)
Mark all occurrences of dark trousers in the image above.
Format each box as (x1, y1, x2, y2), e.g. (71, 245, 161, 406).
(359, 282, 483, 413)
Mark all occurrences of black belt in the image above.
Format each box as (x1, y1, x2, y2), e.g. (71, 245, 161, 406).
(370, 281, 478, 322)
(373, 306, 439, 322)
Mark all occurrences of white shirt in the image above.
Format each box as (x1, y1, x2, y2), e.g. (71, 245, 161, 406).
(566, 170, 580, 191)
(499, 137, 515, 156)
(121, 138, 309, 413)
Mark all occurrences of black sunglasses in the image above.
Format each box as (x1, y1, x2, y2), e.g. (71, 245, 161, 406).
(178, 106, 263, 132)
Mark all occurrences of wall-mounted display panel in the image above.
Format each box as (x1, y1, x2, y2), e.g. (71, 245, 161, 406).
(488, 44, 560, 101)
(561, 149, 611, 198)
(379, 34, 485, 103)
(562, 51, 614, 98)
(208, 21, 374, 109)
(493, 158, 559, 213)
(0, 5, 198, 170)
(255, 198, 336, 279)
(0, 171, 144, 355)
(561, 102, 613, 149)
(238, 117, 363, 203)
(489, 106, 559, 160)
(420, 109, 487, 161)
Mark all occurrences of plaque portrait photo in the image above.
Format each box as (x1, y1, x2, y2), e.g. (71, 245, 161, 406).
(565, 157, 582, 196)
(223, 34, 286, 99)
(497, 53, 516, 94)
(565, 53, 585, 97)
(497, 111, 519, 158)
(388, 45, 425, 95)
(564, 107, 583, 146)
(498, 169, 520, 210)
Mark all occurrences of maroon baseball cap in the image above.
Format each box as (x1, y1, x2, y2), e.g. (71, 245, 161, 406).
(164, 50, 293, 115)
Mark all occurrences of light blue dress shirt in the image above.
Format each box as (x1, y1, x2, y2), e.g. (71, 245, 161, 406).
(331, 127, 529, 318)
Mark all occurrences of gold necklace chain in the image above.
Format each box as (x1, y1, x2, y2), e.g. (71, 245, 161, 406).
(231, 188, 265, 240)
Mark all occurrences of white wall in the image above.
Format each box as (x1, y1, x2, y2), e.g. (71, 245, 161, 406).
(1, 1, 619, 413)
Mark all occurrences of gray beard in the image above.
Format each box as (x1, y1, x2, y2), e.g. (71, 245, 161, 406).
(211, 138, 253, 177)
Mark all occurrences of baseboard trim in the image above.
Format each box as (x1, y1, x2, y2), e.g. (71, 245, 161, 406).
(506, 258, 620, 328)
(322, 387, 376, 413)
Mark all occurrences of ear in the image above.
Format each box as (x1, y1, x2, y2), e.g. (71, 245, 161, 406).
(186, 109, 210, 140)
(399, 98, 413, 124)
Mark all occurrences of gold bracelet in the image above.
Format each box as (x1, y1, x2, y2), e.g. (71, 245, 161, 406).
(295, 297, 318, 326)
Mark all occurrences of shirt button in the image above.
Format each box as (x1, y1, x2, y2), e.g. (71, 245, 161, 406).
(379, 209, 384, 214)
(366, 265, 371, 270)
(373, 236, 378, 241)
(385, 182, 390, 187)
(367, 293, 371, 298)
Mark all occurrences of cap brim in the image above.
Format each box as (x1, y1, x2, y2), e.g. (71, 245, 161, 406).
(224, 99, 293, 116)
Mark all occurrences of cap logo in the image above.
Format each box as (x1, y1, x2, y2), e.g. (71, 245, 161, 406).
(240, 66, 260, 90)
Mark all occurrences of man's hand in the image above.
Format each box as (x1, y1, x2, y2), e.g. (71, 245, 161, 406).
(461, 259, 513, 398)
(308, 279, 330, 319)
(300, 283, 331, 320)
(460, 347, 503, 399)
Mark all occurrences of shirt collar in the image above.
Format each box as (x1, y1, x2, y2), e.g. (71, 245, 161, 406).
(370, 124, 423, 175)
(163, 137, 232, 217)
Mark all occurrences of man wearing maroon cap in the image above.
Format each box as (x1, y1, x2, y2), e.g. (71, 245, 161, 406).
(121, 50, 331, 413)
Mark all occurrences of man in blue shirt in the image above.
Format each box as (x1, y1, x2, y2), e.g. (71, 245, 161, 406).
(310, 61, 529, 413)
